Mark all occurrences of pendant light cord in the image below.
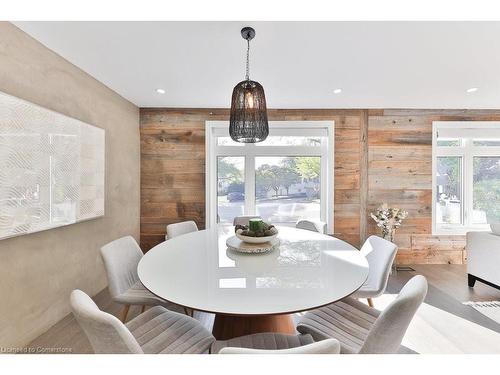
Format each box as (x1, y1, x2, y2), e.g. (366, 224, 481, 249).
(245, 39, 250, 81)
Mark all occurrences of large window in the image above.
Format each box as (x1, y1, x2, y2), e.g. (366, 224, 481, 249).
(432, 122, 500, 234)
(206, 122, 333, 231)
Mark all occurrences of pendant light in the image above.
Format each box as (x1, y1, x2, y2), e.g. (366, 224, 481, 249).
(229, 27, 269, 143)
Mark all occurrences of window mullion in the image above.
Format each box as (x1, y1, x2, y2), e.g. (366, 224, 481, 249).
(245, 154, 255, 216)
(320, 150, 327, 226)
(464, 138, 473, 228)
(206, 125, 216, 228)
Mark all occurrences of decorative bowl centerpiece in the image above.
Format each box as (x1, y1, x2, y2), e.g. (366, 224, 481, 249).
(235, 218, 278, 244)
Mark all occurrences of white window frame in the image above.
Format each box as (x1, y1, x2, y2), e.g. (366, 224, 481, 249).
(432, 121, 500, 235)
(205, 121, 334, 232)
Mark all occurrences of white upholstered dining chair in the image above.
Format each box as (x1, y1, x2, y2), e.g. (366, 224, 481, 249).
(165, 220, 202, 317)
(296, 219, 327, 234)
(100, 236, 184, 322)
(70, 290, 215, 354)
(211, 332, 340, 354)
(166, 220, 198, 240)
(352, 235, 398, 307)
(233, 215, 262, 226)
(297, 275, 428, 354)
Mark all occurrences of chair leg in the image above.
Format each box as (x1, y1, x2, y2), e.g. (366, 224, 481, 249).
(140, 305, 146, 313)
(367, 298, 374, 308)
(183, 307, 193, 317)
(120, 305, 131, 323)
(468, 274, 476, 287)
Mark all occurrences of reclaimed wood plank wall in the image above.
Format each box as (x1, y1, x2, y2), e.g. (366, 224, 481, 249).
(367, 109, 500, 264)
(140, 108, 500, 264)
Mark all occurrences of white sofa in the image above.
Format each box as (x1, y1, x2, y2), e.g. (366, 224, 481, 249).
(466, 231, 500, 290)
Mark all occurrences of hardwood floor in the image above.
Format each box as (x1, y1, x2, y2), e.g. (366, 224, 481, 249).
(26, 264, 500, 354)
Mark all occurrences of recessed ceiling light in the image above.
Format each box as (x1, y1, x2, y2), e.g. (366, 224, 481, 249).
(333, 88, 342, 94)
(156, 88, 166, 94)
(466, 87, 478, 93)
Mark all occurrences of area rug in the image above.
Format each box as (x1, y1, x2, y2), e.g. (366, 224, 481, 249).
(463, 301, 500, 325)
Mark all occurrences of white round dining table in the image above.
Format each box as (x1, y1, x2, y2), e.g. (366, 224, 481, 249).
(138, 226, 369, 339)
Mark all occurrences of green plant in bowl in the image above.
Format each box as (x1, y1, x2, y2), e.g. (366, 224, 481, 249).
(235, 221, 278, 240)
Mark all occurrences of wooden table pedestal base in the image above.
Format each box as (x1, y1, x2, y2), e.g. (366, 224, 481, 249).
(212, 313, 295, 340)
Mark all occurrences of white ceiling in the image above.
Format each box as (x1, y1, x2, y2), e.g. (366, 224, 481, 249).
(13, 21, 500, 109)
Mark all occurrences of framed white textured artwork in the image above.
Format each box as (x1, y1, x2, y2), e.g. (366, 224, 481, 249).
(0, 91, 105, 240)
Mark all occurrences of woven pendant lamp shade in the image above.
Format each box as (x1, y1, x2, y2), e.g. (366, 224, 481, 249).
(229, 79, 269, 143)
(229, 27, 269, 143)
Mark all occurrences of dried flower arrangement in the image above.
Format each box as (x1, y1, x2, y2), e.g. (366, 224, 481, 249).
(370, 203, 408, 242)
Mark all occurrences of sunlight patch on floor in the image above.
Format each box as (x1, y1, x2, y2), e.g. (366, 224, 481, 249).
(373, 294, 500, 354)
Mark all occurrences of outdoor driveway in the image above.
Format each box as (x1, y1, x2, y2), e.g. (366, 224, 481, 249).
(218, 196, 320, 224)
